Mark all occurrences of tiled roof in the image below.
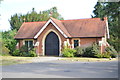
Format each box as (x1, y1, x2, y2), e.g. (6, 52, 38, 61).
(61, 18, 106, 37)
(14, 21, 46, 39)
(15, 17, 107, 39)
(50, 17, 71, 37)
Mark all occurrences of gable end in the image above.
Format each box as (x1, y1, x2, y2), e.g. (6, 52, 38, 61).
(34, 19, 68, 39)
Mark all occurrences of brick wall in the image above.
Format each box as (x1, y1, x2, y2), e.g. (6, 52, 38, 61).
(37, 23, 67, 56)
(80, 38, 102, 48)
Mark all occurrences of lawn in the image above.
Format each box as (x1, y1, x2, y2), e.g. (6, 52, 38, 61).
(0, 56, 33, 66)
(0, 56, 118, 66)
(59, 57, 117, 62)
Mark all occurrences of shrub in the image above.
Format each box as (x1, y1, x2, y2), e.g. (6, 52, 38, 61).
(83, 46, 93, 57)
(19, 48, 37, 57)
(105, 46, 117, 58)
(2, 30, 17, 55)
(110, 53, 117, 58)
(83, 43, 101, 58)
(93, 46, 117, 58)
(20, 52, 29, 57)
(92, 43, 100, 55)
(94, 53, 103, 58)
(74, 47, 84, 57)
(12, 45, 28, 56)
(62, 48, 76, 57)
(1, 45, 10, 56)
(20, 45, 28, 53)
(28, 48, 37, 57)
(19, 52, 23, 56)
(12, 49, 20, 56)
(12, 45, 37, 57)
(95, 52, 111, 58)
(102, 52, 111, 58)
(0, 39, 10, 56)
(72, 43, 117, 58)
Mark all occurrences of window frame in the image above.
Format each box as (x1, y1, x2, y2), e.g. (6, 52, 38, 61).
(72, 38, 80, 48)
(74, 40, 79, 48)
(23, 40, 34, 50)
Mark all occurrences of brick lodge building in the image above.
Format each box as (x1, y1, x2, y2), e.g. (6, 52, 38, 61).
(14, 17, 110, 56)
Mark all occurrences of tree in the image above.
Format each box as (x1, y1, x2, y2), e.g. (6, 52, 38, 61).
(2, 30, 17, 54)
(9, 7, 64, 31)
(9, 14, 23, 30)
(92, 2, 120, 52)
(93, 2, 106, 18)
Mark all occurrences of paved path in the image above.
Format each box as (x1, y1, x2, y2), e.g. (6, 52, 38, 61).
(30, 56, 61, 62)
(2, 59, 118, 78)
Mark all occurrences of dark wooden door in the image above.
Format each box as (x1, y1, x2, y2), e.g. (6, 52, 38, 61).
(45, 32, 59, 56)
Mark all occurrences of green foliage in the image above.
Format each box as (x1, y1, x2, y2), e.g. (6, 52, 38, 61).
(0, 46, 10, 56)
(62, 42, 117, 58)
(13, 45, 37, 57)
(94, 53, 103, 58)
(105, 46, 117, 58)
(19, 45, 28, 53)
(9, 7, 64, 31)
(92, 2, 120, 52)
(83, 46, 94, 57)
(19, 52, 29, 57)
(0, 32, 10, 56)
(95, 52, 111, 58)
(82, 43, 100, 57)
(74, 47, 84, 57)
(82, 43, 116, 58)
(19, 45, 37, 57)
(93, 2, 106, 18)
(91, 43, 101, 56)
(62, 48, 76, 57)
(62, 43, 101, 58)
(0, 42, 10, 56)
(78, 43, 112, 58)
(102, 52, 111, 58)
(2, 30, 17, 55)
(9, 14, 23, 30)
(28, 48, 37, 57)
(12, 49, 20, 56)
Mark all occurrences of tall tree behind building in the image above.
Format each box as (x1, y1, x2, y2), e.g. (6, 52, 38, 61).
(92, 2, 120, 52)
(9, 7, 64, 31)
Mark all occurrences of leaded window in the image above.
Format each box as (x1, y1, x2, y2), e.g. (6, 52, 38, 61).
(74, 40, 79, 48)
(25, 40, 33, 50)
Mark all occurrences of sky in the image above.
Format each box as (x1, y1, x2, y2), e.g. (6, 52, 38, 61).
(0, 0, 98, 31)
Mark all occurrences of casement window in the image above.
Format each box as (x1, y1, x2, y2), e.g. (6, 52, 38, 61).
(25, 40, 33, 50)
(74, 40, 79, 48)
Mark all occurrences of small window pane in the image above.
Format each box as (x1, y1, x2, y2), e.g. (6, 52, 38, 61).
(25, 41, 28, 48)
(29, 41, 33, 48)
(74, 40, 79, 48)
(25, 41, 33, 50)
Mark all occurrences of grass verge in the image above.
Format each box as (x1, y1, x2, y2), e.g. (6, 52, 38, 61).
(59, 57, 117, 62)
(0, 56, 33, 66)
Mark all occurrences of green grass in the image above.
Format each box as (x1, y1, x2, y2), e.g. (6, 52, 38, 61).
(0, 56, 33, 66)
(59, 57, 117, 62)
(0, 55, 118, 66)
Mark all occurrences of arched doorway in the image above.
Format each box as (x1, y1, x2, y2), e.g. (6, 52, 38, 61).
(45, 32, 59, 56)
